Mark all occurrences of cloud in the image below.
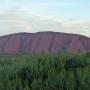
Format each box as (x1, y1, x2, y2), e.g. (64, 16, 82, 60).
(0, 8, 90, 37)
(61, 19, 90, 37)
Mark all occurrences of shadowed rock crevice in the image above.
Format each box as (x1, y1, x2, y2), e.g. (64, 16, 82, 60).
(32, 34, 42, 53)
(0, 36, 11, 54)
(48, 34, 56, 52)
(20, 33, 30, 54)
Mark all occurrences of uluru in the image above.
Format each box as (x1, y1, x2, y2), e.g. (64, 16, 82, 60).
(0, 31, 90, 54)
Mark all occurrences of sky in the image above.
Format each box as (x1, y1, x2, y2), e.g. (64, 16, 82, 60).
(0, 0, 90, 37)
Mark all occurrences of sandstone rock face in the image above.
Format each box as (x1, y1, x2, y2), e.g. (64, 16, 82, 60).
(0, 32, 90, 54)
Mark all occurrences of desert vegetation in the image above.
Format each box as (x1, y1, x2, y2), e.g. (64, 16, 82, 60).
(0, 52, 90, 90)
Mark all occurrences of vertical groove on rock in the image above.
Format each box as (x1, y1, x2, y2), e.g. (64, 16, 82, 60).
(62, 36, 72, 51)
(81, 38, 89, 51)
(1, 36, 11, 54)
(48, 34, 56, 52)
(33, 35, 42, 53)
(20, 34, 30, 54)
(19, 34, 23, 53)
(28, 35, 34, 53)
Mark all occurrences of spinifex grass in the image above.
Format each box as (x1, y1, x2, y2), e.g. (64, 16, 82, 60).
(0, 52, 89, 90)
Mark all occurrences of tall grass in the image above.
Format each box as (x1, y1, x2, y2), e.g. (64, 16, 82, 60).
(0, 52, 90, 90)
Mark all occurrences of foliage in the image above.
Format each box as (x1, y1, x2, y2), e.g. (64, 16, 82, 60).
(0, 52, 90, 90)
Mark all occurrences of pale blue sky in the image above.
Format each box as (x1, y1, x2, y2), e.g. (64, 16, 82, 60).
(0, 0, 90, 37)
(0, 0, 90, 20)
